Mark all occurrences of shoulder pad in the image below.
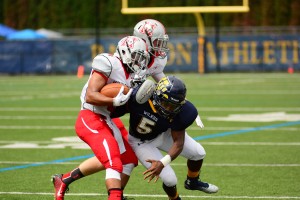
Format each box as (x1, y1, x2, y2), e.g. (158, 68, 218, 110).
(136, 79, 156, 104)
(92, 54, 114, 76)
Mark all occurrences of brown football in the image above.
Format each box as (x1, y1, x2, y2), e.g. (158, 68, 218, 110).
(100, 83, 130, 98)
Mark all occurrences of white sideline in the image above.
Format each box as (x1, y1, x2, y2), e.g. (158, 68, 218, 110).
(0, 192, 299, 199)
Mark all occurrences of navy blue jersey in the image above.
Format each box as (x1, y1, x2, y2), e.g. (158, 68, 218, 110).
(112, 87, 198, 141)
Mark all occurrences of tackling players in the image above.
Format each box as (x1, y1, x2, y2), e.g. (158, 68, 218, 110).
(52, 19, 170, 200)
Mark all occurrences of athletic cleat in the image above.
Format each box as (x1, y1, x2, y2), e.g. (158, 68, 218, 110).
(52, 174, 69, 200)
(184, 177, 218, 194)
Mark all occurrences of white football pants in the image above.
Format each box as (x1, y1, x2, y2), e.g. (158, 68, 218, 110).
(128, 128, 206, 187)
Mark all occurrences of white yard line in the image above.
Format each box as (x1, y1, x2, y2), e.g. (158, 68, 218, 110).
(0, 141, 299, 145)
(0, 107, 300, 112)
(0, 161, 299, 167)
(0, 125, 73, 129)
(0, 116, 75, 119)
(200, 142, 300, 145)
(0, 192, 299, 199)
(0, 125, 298, 131)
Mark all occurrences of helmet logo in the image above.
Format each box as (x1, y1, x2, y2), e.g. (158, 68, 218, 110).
(120, 37, 139, 49)
(139, 22, 157, 37)
(156, 77, 169, 92)
(156, 77, 172, 99)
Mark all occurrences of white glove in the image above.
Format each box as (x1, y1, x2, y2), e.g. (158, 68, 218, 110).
(196, 115, 204, 128)
(113, 86, 133, 106)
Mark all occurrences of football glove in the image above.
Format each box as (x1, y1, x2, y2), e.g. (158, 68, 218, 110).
(113, 86, 133, 106)
(196, 115, 204, 128)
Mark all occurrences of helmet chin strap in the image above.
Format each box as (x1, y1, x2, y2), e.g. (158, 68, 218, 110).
(148, 99, 157, 113)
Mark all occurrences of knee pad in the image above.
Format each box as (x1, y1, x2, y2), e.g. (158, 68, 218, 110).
(105, 168, 121, 180)
(190, 143, 206, 160)
(160, 167, 177, 186)
(122, 163, 136, 176)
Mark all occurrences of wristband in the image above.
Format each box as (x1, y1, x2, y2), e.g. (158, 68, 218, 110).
(160, 155, 171, 167)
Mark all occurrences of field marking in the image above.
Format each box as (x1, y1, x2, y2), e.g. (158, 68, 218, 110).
(0, 107, 78, 111)
(0, 191, 300, 199)
(0, 116, 75, 119)
(0, 192, 299, 199)
(0, 155, 93, 172)
(1, 141, 300, 149)
(200, 142, 300, 146)
(1, 141, 300, 145)
(0, 92, 79, 101)
(1, 120, 300, 172)
(0, 161, 299, 167)
(0, 125, 73, 129)
(0, 125, 299, 131)
(1, 107, 300, 112)
(207, 112, 300, 122)
(193, 121, 300, 141)
(187, 91, 300, 95)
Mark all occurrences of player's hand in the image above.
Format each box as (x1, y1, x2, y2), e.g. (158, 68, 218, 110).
(113, 86, 133, 106)
(143, 159, 164, 183)
(196, 115, 204, 128)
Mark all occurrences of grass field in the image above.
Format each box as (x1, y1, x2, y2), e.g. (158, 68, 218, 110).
(0, 73, 299, 200)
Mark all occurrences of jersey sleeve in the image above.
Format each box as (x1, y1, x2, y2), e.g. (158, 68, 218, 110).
(148, 57, 167, 82)
(171, 101, 198, 131)
(92, 54, 113, 77)
(110, 104, 129, 118)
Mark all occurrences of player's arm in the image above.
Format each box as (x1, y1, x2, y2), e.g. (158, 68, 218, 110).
(86, 71, 132, 107)
(143, 129, 185, 183)
(151, 71, 165, 82)
(85, 71, 114, 106)
(167, 129, 185, 160)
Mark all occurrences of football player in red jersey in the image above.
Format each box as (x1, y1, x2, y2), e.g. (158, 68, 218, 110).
(52, 35, 149, 200)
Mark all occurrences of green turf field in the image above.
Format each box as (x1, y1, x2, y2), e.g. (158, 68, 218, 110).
(0, 73, 299, 200)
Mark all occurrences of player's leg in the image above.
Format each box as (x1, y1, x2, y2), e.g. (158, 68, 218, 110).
(178, 132, 219, 194)
(112, 118, 139, 200)
(52, 110, 106, 200)
(53, 150, 135, 200)
(77, 111, 123, 199)
(52, 114, 136, 200)
(128, 134, 181, 200)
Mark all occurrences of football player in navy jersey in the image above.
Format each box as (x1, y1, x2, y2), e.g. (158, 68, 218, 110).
(111, 75, 218, 200)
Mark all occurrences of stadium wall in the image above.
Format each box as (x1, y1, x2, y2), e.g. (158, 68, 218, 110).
(0, 34, 299, 74)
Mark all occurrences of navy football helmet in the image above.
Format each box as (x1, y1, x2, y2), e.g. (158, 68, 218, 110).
(153, 76, 186, 119)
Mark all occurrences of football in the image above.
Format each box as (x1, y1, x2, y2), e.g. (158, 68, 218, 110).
(100, 83, 130, 98)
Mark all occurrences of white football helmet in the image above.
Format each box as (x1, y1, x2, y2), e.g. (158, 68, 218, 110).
(133, 19, 169, 59)
(115, 36, 150, 74)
